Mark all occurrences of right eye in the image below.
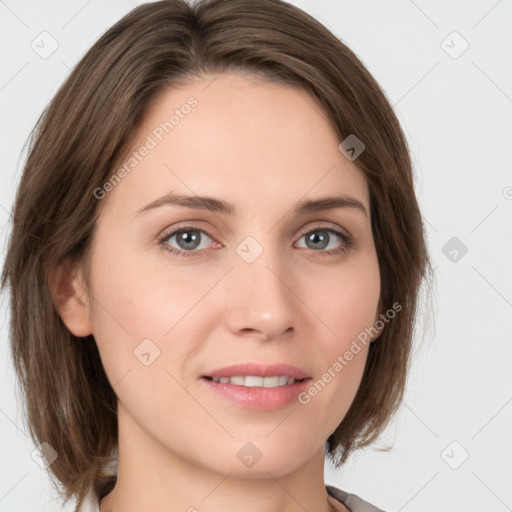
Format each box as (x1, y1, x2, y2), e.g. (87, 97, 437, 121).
(158, 227, 219, 258)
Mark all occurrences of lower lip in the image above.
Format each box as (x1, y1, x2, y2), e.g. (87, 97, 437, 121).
(201, 377, 311, 410)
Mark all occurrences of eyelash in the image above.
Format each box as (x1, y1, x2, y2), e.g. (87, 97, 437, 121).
(157, 224, 354, 259)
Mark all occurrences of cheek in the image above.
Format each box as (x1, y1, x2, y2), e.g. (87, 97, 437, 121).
(300, 254, 379, 414)
(85, 240, 217, 382)
(313, 253, 381, 346)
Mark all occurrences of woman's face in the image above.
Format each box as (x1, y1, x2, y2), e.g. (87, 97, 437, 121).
(81, 72, 381, 477)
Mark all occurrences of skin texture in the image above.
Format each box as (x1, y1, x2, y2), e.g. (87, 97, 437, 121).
(53, 73, 381, 512)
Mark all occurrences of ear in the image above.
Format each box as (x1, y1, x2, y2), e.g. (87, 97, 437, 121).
(48, 260, 93, 337)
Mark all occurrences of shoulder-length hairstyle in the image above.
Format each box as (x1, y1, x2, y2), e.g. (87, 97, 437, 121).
(1, 0, 433, 508)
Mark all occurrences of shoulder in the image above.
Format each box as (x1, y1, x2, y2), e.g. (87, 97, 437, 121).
(326, 484, 388, 512)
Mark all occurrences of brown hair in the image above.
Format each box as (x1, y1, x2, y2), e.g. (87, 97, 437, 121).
(1, 0, 433, 508)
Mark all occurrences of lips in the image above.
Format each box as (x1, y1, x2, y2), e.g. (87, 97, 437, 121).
(202, 362, 310, 381)
(200, 364, 312, 409)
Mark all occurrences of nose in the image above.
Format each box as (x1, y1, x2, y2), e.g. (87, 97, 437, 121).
(224, 243, 298, 341)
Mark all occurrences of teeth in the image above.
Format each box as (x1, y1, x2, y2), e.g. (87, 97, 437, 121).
(245, 376, 263, 387)
(211, 375, 298, 388)
(263, 376, 279, 387)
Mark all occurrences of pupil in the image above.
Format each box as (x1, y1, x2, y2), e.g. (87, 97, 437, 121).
(307, 231, 328, 250)
(178, 231, 200, 250)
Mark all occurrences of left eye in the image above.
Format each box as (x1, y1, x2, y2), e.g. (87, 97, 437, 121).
(295, 228, 347, 252)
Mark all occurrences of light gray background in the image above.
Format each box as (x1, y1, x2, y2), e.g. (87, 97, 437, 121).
(1, 1, 511, 511)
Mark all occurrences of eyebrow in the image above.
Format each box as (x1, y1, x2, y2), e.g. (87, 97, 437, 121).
(135, 191, 368, 218)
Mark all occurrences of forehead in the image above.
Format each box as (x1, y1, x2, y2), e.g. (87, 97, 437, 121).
(100, 72, 369, 220)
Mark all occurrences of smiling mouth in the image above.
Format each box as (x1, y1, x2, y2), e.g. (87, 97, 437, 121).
(202, 376, 309, 388)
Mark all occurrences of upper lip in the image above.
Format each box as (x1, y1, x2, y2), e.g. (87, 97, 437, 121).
(202, 363, 310, 380)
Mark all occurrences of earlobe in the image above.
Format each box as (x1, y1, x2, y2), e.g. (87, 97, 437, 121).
(48, 261, 93, 337)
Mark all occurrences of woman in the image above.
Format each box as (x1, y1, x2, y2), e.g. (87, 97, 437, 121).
(1, 1, 433, 511)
